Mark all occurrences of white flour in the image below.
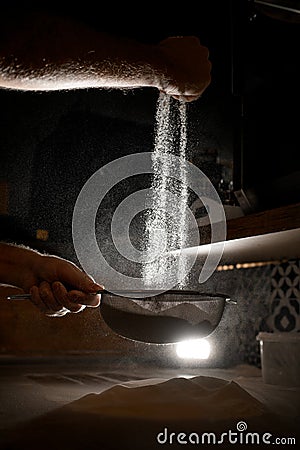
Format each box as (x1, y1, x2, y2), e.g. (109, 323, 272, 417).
(141, 93, 189, 289)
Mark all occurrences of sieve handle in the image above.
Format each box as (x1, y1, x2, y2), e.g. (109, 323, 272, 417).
(6, 290, 105, 300)
(6, 289, 162, 300)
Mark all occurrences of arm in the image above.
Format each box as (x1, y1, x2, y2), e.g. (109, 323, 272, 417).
(0, 243, 102, 316)
(0, 12, 211, 101)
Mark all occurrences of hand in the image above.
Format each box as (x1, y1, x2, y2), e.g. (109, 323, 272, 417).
(24, 255, 103, 317)
(158, 36, 212, 102)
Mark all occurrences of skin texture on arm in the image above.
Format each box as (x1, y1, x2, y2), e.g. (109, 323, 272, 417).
(0, 243, 103, 316)
(0, 12, 211, 101)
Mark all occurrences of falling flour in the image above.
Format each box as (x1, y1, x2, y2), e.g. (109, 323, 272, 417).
(141, 93, 190, 290)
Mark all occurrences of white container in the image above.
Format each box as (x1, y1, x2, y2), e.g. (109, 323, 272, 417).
(256, 332, 300, 387)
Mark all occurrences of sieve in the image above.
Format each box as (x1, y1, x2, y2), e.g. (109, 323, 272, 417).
(7, 290, 233, 344)
(99, 290, 233, 343)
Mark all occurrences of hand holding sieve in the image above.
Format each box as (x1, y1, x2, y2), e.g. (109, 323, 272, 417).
(7, 290, 234, 344)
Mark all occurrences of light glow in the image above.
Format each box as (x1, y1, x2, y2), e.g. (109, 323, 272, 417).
(176, 339, 211, 360)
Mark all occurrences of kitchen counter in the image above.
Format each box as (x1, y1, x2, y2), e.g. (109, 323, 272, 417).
(0, 357, 299, 449)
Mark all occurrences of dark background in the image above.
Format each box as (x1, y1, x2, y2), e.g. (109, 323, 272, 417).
(0, 0, 299, 260)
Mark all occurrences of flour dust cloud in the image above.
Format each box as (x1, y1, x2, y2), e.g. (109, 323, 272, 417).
(141, 93, 191, 289)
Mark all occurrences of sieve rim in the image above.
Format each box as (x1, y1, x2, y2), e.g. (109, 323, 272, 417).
(102, 290, 231, 302)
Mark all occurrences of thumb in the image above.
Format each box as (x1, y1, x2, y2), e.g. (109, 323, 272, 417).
(76, 272, 104, 293)
(57, 260, 104, 293)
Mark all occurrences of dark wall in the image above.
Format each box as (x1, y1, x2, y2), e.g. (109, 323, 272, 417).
(0, 1, 235, 258)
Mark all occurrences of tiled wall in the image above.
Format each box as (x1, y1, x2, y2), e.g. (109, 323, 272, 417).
(268, 261, 300, 333)
(190, 258, 300, 368)
(249, 259, 300, 367)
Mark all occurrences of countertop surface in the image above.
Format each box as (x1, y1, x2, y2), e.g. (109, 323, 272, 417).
(0, 358, 299, 449)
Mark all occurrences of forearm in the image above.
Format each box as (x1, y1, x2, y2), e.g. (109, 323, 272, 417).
(0, 13, 167, 91)
(0, 243, 41, 289)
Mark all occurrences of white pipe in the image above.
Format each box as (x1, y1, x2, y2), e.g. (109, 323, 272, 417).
(254, 0, 300, 15)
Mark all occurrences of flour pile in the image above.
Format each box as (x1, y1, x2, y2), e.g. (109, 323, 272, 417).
(2, 375, 284, 450)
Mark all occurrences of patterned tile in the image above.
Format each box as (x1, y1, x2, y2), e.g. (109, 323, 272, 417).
(268, 260, 300, 332)
(189, 258, 300, 368)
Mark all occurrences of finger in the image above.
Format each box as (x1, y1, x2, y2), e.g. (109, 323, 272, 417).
(56, 260, 104, 294)
(45, 307, 70, 318)
(68, 289, 101, 308)
(172, 94, 201, 102)
(30, 285, 70, 317)
(30, 285, 48, 314)
(39, 281, 62, 312)
(52, 282, 86, 313)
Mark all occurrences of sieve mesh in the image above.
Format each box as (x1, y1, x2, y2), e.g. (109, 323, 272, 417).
(100, 291, 231, 343)
(103, 292, 227, 326)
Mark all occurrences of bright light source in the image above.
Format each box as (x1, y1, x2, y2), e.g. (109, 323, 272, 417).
(176, 339, 211, 360)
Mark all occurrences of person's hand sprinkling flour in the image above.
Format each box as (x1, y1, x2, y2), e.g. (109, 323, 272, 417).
(157, 36, 211, 102)
(0, 243, 103, 317)
(0, 12, 211, 102)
